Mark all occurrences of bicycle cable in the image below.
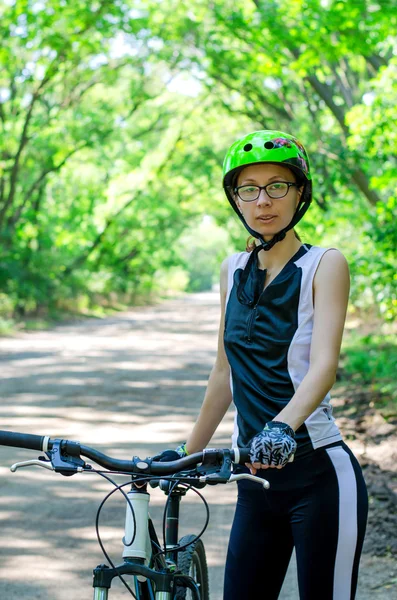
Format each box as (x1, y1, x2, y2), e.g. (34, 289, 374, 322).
(92, 472, 184, 597)
(155, 480, 210, 560)
(90, 470, 212, 596)
(161, 479, 180, 556)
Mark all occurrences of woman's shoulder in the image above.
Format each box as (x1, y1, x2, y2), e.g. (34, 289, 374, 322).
(220, 252, 250, 293)
(318, 248, 349, 271)
(220, 251, 249, 273)
(310, 246, 348, 265)
(314, 248, 350, 290)
(305, 244, 345, 256)
(302, 245, 348, 266)
(226, 250, 250, 259)
(225, 251, 250, 269)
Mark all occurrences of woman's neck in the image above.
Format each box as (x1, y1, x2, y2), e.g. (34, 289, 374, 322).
(255, 230, 302, 272)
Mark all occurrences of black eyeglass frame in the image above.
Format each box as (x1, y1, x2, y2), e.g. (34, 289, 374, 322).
(234, 181, 299, 202)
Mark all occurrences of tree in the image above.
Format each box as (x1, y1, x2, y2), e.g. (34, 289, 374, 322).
(142, 0, 397, 317)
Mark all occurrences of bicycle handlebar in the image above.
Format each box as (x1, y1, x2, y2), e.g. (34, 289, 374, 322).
(0, 429, 251, 475)
(0, 430, 47, 452)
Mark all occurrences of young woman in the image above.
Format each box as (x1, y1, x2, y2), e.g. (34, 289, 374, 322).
(160, 130, 368, 599)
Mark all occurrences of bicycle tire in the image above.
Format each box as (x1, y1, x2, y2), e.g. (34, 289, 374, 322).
(174, 534, 210, 600)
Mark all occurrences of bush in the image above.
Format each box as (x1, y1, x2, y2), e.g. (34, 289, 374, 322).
(341, 334, 397, 414)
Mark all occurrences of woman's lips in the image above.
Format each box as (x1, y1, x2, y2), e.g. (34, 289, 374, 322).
(257, 215, 277, 223)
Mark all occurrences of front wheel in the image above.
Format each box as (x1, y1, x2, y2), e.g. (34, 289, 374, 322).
(174, 534, 210, 600)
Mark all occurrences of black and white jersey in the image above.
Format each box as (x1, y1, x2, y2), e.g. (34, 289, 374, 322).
(224, 244, 342, 458)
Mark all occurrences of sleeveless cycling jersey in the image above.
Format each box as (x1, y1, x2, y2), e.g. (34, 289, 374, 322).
(224, 244, 342, 458)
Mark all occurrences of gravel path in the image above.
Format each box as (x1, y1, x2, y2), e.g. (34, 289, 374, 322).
(0, 292, 395, 599)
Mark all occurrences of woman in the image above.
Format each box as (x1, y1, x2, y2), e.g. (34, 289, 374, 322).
(161, 130, 368, 599)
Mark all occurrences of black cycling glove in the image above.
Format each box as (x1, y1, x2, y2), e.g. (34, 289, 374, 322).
(152, 443, 189, 462)
(249, 421, 296, 467)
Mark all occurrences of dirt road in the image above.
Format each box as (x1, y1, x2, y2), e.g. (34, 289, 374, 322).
(0, 292, 395, 599)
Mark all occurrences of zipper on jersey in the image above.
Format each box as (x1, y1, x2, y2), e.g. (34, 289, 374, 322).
(246, 267, 267, 343)
(246, 304, 258, 343)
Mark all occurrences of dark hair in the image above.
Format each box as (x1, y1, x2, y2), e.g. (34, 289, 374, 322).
(246, 230, 301, 252)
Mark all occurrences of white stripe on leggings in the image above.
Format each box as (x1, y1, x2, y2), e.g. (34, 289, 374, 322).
(326, 446, 358, 600)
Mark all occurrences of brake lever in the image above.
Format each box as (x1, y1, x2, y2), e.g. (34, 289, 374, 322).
(11, 459, 54, 473)
(196, 448, 234, 484)
(46, 439, 85, 476)
(11, 439, 86, 476)
(229, 473, 270, 489)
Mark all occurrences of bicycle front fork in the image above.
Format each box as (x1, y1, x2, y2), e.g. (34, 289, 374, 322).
(92, 484, 198, 599)
(92, 485, 173, 599)
(93, 588, 109, 600)
(93, 562, 174, 599)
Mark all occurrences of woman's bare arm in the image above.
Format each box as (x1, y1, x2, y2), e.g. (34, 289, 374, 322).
(185, 258, 233, 454)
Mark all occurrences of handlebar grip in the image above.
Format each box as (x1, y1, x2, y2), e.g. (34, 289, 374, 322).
(233, 448, 250, 465)
(0, 430, 46, 451)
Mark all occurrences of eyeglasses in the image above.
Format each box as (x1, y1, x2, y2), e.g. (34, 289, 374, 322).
(234, 181, 299, 202)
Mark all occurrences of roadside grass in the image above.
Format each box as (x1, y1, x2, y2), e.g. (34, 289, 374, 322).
(0, 318, 16, 336)
(0, 299, 139, 336)
(0, 293, 185, 337)
(0, 310, 111, 336)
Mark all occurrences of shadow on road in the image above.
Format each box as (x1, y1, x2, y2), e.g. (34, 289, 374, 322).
(0, 293, 395, 599)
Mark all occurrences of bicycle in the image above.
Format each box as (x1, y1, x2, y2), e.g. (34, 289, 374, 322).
(0, 429, 269, 599)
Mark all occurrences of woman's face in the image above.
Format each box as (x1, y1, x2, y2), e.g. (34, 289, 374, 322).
(235, 163, 303, 240)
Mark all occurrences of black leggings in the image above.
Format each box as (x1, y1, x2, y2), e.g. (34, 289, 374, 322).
(224, 442, 368, 600)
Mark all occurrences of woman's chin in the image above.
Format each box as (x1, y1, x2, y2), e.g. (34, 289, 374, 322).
(253, 230, 278, 242)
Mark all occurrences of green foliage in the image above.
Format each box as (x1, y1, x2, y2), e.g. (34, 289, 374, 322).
(0, 0, 237, 312)
(341, 334, 397, 416)
(345, 58, 397, 319)
(178, 217, 234, 292)
(154, 266, 189, 296)
(0, 0, 396, 322)
(143, 0, 397, 319)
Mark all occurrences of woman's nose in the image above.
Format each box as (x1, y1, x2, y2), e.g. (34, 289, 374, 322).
(256, 189, 272, 205)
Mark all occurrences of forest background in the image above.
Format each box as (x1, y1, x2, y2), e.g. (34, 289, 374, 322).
(0, 0, 396, 418)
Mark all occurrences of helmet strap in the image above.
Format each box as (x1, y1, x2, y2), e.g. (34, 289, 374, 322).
(257, 230, 286, 251)
(236, 244, 262, 305)
(236, 198, 310, 306)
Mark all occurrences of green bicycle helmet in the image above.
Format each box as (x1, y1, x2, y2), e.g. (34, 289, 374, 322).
(223, 130, 312, 250)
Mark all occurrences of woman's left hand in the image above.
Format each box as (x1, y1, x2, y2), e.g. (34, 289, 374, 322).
(246, 421, 296, 474)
